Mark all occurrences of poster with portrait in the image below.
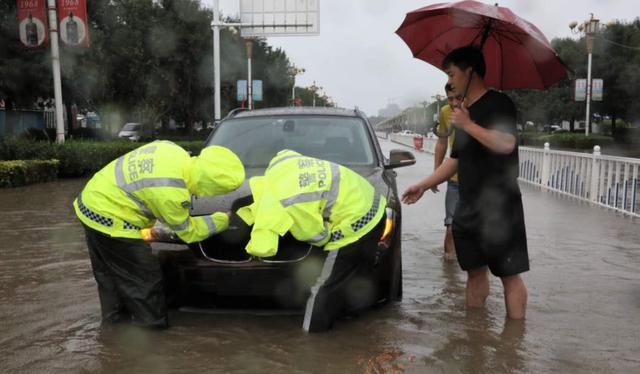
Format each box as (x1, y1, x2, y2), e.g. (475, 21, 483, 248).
(57, 0, 90, 47)
(17, 0, 49, 48)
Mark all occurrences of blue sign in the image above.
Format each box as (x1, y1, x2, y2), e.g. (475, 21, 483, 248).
(252, 80, 263, 101)
(236, 80, 263, 102)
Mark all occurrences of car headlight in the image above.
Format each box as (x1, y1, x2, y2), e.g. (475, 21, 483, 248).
(378, 207, 396, 248)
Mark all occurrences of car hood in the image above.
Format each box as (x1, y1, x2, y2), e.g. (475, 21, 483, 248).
(190, 166, 391, 216)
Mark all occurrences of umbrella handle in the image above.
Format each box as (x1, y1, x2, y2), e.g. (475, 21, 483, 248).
(432, 122, 454, 138)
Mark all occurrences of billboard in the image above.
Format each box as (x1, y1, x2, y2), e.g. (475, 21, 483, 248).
(574, 78, 603, 102)
(237, 80, 263, 101)
(574, 79, 586, 101)
(17, 0, 48, 48)
(57, 0, 90, 47)
(240, 0, 320, 37)
(591, 79, 603, 101)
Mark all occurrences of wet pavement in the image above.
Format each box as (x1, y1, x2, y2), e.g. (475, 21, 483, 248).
(1, 138, 639, 373)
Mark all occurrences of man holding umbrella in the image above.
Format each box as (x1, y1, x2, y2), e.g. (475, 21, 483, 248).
(396, 0, 569, 320)
(402, 46, 528, 319)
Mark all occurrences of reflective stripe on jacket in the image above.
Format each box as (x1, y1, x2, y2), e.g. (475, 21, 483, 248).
(238, 149, 386, 257)
(73, 141, 229, 242)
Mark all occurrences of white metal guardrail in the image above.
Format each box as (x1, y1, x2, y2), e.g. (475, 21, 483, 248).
(520, 143, 639, 217)
(383, 133, 639, 217)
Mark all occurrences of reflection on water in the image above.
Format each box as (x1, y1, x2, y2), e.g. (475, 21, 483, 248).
(425, 310, 526, 373)
(1, 141, 640, 373)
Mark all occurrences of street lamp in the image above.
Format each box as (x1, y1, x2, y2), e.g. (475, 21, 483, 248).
(431, 94, 444, 122)
(320, 94, 330, 107)
(420, 100, 429, 125)
(570, 14, 605, 136)
(288, 64, 305, 105)
(309, 81, 322, 107)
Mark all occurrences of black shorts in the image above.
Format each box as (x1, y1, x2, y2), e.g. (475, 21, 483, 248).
(452, 195, 529, 277)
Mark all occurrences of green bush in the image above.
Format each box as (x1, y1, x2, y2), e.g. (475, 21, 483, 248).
(0, 139, 207, 178)
(520, 133, 613, 150)
(53, 141, 140, 177)
(0, 138, 58, 160)
(0, 160, 59, 188)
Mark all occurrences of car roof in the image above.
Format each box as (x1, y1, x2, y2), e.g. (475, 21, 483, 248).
(228, 106, 363, 119)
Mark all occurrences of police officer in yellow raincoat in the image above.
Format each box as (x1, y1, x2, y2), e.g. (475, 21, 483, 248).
(74, 141, 244, 328)
(237, 149, 386, 332)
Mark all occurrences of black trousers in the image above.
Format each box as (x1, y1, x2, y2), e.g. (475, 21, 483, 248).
(303, 219, 385, 332)
(84, 226, 168, 328)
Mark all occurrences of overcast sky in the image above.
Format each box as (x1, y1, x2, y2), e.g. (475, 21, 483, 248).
(203, 0, 638, 116)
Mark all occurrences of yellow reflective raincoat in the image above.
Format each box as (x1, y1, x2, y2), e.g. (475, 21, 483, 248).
(237, 150, 386, 257)
(73, 141, 245, 243)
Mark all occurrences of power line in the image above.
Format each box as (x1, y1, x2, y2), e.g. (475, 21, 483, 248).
(597, 35, 640, 50)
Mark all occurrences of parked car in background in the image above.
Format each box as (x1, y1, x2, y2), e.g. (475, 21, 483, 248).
(543, 124, 568, 134)
(118, 122, 152, 141)
(151, 106, 416, 312)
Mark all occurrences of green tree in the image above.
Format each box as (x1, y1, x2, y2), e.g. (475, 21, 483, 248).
(0, 1, 51, 108)
(504, 18, 640, 138)
(594, 19, 640, 132)
(294, 86, 334, 107)
(0, 0, 305, 135)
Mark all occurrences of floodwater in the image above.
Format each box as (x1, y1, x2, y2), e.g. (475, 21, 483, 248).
(1, 139, 639, 373)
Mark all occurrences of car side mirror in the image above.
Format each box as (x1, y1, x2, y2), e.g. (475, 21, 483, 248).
(384, 149, 416, 169)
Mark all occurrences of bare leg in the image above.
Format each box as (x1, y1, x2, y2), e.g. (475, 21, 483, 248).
(501, 274, 527, 319)
(466, 266, 489, 308)
(444, 225, 456, 261)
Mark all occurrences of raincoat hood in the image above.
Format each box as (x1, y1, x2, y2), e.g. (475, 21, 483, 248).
(187, 146, 245, 196)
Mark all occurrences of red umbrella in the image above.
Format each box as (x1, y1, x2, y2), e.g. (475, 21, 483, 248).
(395, 1, 570, 90)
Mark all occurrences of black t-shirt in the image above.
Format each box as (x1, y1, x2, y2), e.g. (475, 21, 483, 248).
(450, 90, 520, 209)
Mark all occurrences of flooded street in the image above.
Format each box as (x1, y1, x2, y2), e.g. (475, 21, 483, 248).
(1, 138, 639, 373)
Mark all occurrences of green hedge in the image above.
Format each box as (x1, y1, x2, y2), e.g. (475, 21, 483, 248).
(0, 140, 206, 178)
(0, 160, 60, 188)
(521, 133, 613, 150)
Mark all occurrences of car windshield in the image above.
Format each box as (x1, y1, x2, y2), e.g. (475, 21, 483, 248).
(122, 123, 141, 131)
(207, 115, 376, 168)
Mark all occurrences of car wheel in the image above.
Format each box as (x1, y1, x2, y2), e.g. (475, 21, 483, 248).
(388, 221, 403, 301)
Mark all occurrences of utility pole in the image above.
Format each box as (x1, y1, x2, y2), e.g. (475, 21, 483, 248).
(210, 1, 316, 118)
(47, 0, 65, 142)
(570, 14, 604, 136)
(211, 0, 221, 122)
(309, 81, 321, 107)
(245, 39, 254, 110)
(584, 15, 598, 136)
(288, 64, 305, 105)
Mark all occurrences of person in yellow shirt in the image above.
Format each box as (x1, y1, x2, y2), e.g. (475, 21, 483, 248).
(433, 84, 461, 261)
(74, 142, 244, 328)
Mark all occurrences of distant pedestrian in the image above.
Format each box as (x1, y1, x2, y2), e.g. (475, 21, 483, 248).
(432, 83, 461, 261)
(402, 46, 528, 319)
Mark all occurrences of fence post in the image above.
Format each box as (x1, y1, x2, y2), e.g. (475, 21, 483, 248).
(590, 145, 601, 203)
(541, 142, 550, 186)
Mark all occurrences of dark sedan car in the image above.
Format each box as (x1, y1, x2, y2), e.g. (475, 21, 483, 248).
(153, 107, 415, 311)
